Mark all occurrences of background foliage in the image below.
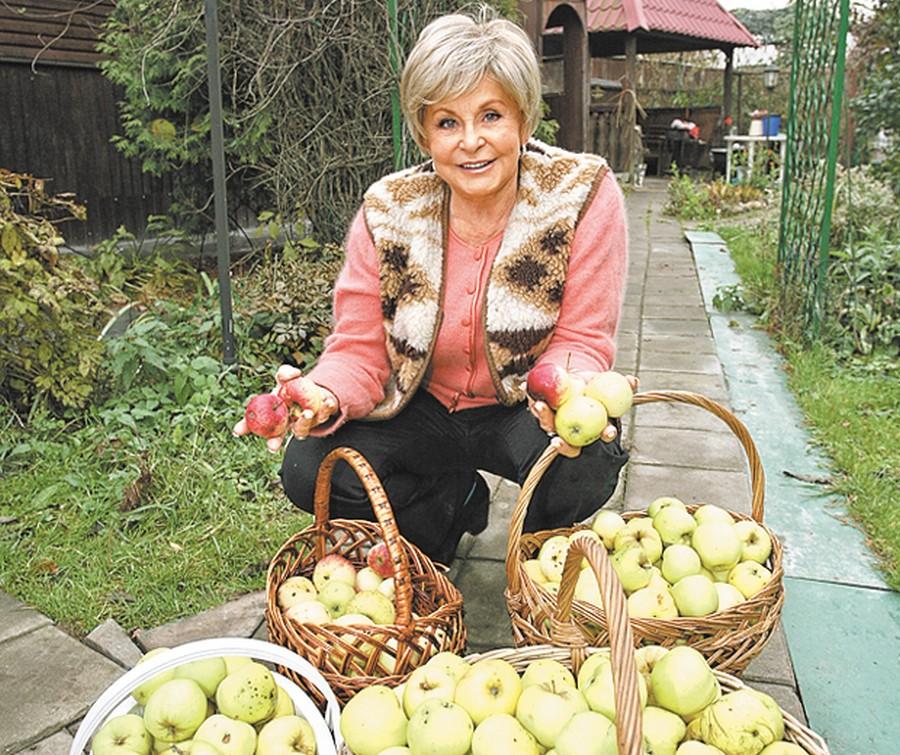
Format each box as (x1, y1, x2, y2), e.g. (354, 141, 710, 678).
(98, 0, 519, 244)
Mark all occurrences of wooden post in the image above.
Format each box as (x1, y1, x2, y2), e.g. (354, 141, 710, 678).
(624, 35, 637, 179)
(723, 48, 734, 128)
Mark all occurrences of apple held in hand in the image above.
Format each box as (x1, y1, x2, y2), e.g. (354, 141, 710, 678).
(526, 363, 574, 410)
(243, 393, 290, 439)
(340, 685, 408, 755)
(91, 713, 152, 755)
(584, 370, 633, 418)
(278, 374, 323, 415)
(554, 395, 608, 447)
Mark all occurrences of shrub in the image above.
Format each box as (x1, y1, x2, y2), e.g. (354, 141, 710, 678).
(665, 169, 766, 221)
(0, 170, 107, 409)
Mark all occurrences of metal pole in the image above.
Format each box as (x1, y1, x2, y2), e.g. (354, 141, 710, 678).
(387, 0, 403, 171)
(204, 0, 236, 364)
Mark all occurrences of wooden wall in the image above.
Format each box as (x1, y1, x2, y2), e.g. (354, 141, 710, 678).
(0, 1, 174, 246)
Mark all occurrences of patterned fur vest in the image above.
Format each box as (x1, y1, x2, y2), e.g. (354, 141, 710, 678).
(362, 139, 608, 420)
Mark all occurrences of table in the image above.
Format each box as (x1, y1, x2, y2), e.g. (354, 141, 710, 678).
(724, 134, 787, 185)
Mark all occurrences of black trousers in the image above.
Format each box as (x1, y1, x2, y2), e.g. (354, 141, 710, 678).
(280, 390, 628, 563)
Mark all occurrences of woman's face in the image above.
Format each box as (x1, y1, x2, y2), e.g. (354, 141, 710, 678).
(422, 77, 528, 207)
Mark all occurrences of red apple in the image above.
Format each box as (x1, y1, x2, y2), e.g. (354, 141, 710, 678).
(366, 541, 394, 579)
(526, 363, 573, 410)
(278, 375, 323, 415)
(243, 393, 290, 439)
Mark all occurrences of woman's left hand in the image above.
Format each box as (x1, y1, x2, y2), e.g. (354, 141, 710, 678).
(523, 374, 639, 458)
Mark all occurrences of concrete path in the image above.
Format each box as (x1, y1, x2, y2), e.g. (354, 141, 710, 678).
(0, 177, 872, 753)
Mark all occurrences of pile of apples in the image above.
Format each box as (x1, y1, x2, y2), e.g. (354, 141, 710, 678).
(90, 651, 318, 754)
(278, 545, 397, 628)
(337, 645, 804, 755)
(526, 499, 774, 619)
(526, 365, 634, 447)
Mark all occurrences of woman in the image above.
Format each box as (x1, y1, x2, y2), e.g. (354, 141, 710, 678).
(236, 9, 632, 565)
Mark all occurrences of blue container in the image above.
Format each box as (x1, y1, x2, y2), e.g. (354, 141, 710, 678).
(763, 114, 781, 137)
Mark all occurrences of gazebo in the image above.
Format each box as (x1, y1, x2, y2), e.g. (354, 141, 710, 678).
(519, 0, 759, 168)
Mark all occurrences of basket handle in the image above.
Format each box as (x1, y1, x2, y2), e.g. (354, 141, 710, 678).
(313, 446, 413, 626)
(506, 389, 765, 591)
(68, 638, 341, 755)
(556, 533, 642, 755)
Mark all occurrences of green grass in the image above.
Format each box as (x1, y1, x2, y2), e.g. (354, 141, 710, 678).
(0, 407, 311, 636)
(718, 223, 900, 591)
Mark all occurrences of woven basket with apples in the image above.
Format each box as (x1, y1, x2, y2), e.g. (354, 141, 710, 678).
(265, 446, 467, 705)
(334, 535, 829, 755)
(506, 389, 785, 674)
(70, 637, 343, 754)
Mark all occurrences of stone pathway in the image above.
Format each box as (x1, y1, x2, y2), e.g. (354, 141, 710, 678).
(1, 178, 814, 753)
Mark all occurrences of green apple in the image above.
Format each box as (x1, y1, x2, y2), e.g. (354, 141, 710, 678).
(345, 589, 396, 625)
(582, 661, 647, 722)
(728, 561, 773, 598)
(403, 664, 458, 717)
(634, 645, 669, 706)
(340, 685, 408, 755)
(661, 544, 702, 584)
(538, 535, 571, 583)
(523, 558, 549, 585)
(653, 507, 697, 546)
(610, 546, 654, 593)
(710, 567, 732, 583)
(521, 658, 576, 690)
(317, 580, 357, 618)
(378, 577, 396, 600)
(568, 528, 602, 568)
(650, 646, 719, 718)
(215, 661, 277, 724)
(691, 522, 742, 572)
(555, 710, 617, 755)
(407, 699, 473, 755)
(554, 395, 608, 447)
(173, 656, 227, 698)
(642, 705, 686, 755)
(614, 518, 663, 563)
(155, 741, 194, 754)
(276, 576, 317, 609)
(193, 714, 256, 754)
(647, 566, 670, 592)
(256, 715, 316, 755)
(758, 743, 807, 754)
(714, 582, 745, 611)
(648, 496, 687, 519)
(676, 743, 725, 755)
(515, 683, 588, 748)
(91, 713, 152, 755)
(627, 584, 678, 619)
(590, 510, 626, 550)
(223, 656, 254, 674)
(576, 651, 611, 691)
(574, 567, 602, 607)
(584, 370, 633, 418)
(692, 504, 734, 526)
(471, 714, 540, 755)
(284, 599, 331, 625)
(686, 688, 784, 753)
(378, 748, 411, 755)
(355, 566, 384, 592)
(424, 651, 471, 682)
(670, 574, 719, 617)
(733, 520, 773, 564)
(191, 744, 224, 755)
(132, 648, 176, 706)
(311, 553, 357, 591)
(454, 658, 522, 725)
(142, 679, 208, 743)
(269, 683, 296, 718)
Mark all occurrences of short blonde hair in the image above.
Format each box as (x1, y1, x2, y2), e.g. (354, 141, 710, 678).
(400, 7, 543, 152)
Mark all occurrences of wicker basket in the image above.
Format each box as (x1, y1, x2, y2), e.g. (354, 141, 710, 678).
(338, 535, 829, 754)
(505, 390, 785, 674)
(266, 446, 467, 705)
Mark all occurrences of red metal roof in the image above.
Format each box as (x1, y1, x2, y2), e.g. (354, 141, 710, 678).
(587, 0, 759, 48)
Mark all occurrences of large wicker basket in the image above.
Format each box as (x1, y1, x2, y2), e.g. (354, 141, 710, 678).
(338, 535, 829, 754)
(266, 446, 467, 704)
(505, 390, 785, 674)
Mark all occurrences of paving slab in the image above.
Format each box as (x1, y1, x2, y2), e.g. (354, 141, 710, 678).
(630, 425, 748, 472)
(639, 350, 723, 374)
(134, 591, 266, 650)
(632, 401, 735, 435)
(85, 618, 143, 669)
(635, 369, 730, 402)
(741, 622, 797, 688)
(0, 624, 121, 754)
(13, 730, 74, 754)
(641, 317, 711, 337)
(0, 592, 50, 644)
(640, 334, 717, 354)
(641, 303, 708, 319)
(453, 558, 515, 652)
(623, 463, 752, 515)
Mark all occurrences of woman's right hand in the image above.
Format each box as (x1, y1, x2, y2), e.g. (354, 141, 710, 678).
(233, 365, 339, 452)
